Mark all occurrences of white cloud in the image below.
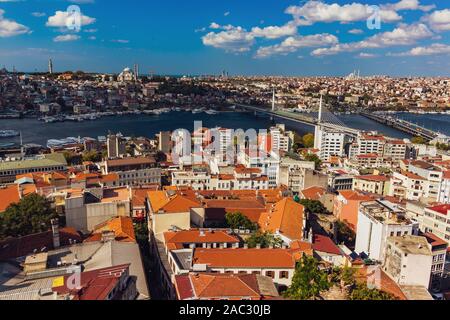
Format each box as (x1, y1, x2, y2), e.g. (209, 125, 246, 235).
(53, 34, 80, 42)
(202, 26, 255, 53)
(250, 23, 297, 39)
(348, 29, 364, 35)
(384, 0, 435, 12)
(285, 1, 401, 25)
(285, 0, 435, 26)
(31, 12, 46, 18)
(390, 43, 450, 56)
(111, 39, 129, 43)
(357, 52, 378, 58)
(312, 23, 433, 56)
(209, 22, 221, 29)
(255, 33, 339, 58)
(422, 9, 450, 32)
(46, 10, 96, 28)
(0, 9, 30, 37)
(224, 11, 230, 17)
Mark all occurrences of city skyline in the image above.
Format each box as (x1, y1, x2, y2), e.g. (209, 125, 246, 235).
(0, 1, 450, 76)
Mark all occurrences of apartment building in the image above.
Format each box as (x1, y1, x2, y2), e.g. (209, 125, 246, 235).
(383, 235, 433, 289)
(278, 157, 322, 193)
(422, 204, 450, 241)
(438, 171, 450, 204)
(65, 187, 131, 233)
(168, 247, 311, 290)
(238, 149, 280, 188)
(423, 233, 448, 292)
(328, 169, 354, 191)
(314, 126, 348, 161)
(172, 169, 211, 191)
(353, 175, 390, 195)
(355, 200, 419, 261)
(383, 139, 407, 160)
(103, 156, 161, 187)
(349, 133, 385, 159)
(333, 190, 373, 232)
(409, 160, 443, 201)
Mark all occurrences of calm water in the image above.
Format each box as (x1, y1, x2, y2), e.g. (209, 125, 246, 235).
(0, 111, 448, 146)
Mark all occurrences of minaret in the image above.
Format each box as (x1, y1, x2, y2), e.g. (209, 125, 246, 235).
(272, 88, 276, 112)
(48, 59, 53, 74)
(318, 94, 323, 124)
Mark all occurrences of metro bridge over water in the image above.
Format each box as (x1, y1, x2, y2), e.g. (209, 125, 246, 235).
(233, 91, 443, 141)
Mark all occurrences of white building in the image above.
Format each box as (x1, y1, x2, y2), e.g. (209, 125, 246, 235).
(314, 126, 348, 161)
(355, 200, 419, 262)
(438, 171, 450, 204)
(383, 236, 433, 289)
(422, 204, 450, 241)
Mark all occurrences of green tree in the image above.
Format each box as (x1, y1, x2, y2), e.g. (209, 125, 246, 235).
(335, 221, 356, 248)
(82, 150, 102, 163)
(0, 194, 58, 239)
(284, 255, 330, 300)
(225, 212, 257, 231)
(246, 231, 283, 248)
(304, 153, 322, 170)
(350, 284, 397, 300)
(302, 133, 315, 148)
(411, 136, 427, 145)
(298, 199, 328, 215)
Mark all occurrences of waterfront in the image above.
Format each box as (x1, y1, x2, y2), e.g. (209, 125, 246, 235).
(0, 111, 448, 146)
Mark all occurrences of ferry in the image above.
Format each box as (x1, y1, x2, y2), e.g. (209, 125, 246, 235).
(205, 109, 218, 115)
(46, 137, 86, 148)
(0, 130, 20, 138)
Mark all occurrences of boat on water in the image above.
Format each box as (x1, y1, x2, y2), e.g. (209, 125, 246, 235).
(46, 137, 84, 148)
(192, 108, 204, 114)
(0, 142, 16, 148)
(0, 130, 20, 138)
(205, 109, 218, 115)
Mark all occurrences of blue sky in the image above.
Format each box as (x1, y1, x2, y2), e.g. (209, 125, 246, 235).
(0, 0, 449, 76)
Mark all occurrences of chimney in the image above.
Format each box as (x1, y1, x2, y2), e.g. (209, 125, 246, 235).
(51, 219, 60, 248)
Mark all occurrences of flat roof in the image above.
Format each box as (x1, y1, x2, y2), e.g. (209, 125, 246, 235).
(0, 153, 67, 172)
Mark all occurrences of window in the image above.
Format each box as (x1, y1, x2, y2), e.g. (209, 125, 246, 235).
(280, 271, 289, 279)
(265, 271, 275, 278)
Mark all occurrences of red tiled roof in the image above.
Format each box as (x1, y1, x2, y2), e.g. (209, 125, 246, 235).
(192, 248, 306, 269)
(301, 186, 327, 201)
(423, 233, 448, 249)
(356, 153, 379, 159)
(354, 267, 407, 300)
(85, 217, 136, 243)
(312, 234, 341, 255)
(0, 227, 82, 260)
(428, 204, 450, 216)
(174, 273, 277, 300)
(53, 264, 130, 300)
(443, 171, 450, 179)
(164, 230, 240, 249)
(0, 185, 21, 212)
(339, 190, 373, 202)
(259, 198, 304, 241)
(355, 175, 390, 182)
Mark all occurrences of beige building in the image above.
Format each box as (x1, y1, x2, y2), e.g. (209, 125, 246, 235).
(383, 235, 433, 289)
(65, 187, 131, 233)
(353, 175, 390, 195)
